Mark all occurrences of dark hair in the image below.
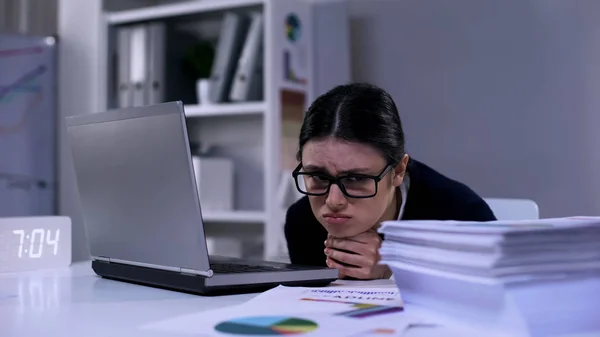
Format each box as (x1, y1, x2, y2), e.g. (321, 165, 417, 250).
(297, 83, 406, 165)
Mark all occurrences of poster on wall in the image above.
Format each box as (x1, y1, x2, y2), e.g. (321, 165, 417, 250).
(280, 89, 306, 171)
(273, 0, 312, 92)
(0, 35, 57, 216)
(282, 12, 308, 87)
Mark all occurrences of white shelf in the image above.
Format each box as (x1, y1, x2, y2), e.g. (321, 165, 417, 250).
(203, 210, 266, 223)
(100, 0, 351, 261)
(105, 0, 264, 25)
(184, 102, 265, 118)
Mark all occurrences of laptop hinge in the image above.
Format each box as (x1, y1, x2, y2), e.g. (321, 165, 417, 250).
(94, 256, 110, 263)
(181, 267, 213, 277)
(93, 256, 213, 278)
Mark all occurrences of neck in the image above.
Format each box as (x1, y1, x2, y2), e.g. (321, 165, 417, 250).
(376, 188, 401, 228)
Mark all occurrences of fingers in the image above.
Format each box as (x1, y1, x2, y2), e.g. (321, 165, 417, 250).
(324, 230, 385, 280)
(327, 257, 391, 280)
(325, 237, 380, 258)
(326, 257, 369, 279)
(325, 237, 358, 253)
(325, 247, 369, 267)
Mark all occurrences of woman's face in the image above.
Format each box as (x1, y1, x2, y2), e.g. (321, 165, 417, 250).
(300, 138, 407, 238)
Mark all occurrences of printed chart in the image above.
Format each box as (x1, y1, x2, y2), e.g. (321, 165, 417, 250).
(214, 316, 318, 335)
(141, 286, 415, 336)
(300, 298, 403, 319)
(0, 37, 56, 216)
(0, 49, 46, 135)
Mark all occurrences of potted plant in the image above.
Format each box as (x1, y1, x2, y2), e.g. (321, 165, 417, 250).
(182, 41, 215, 104)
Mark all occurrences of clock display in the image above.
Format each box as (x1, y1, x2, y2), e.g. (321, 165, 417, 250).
(0, 216, 71, 273)
(12, 229, 61, 258)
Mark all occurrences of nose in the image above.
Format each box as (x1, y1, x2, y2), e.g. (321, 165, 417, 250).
(326, 184, 347, 209)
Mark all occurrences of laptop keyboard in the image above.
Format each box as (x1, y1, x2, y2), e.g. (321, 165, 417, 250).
(210, 262, 296, 274)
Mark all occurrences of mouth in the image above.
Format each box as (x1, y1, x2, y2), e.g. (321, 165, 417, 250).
(323, 213, 352, 225)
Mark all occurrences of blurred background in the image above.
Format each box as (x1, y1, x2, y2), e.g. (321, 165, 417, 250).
(1, 0, 599, 264)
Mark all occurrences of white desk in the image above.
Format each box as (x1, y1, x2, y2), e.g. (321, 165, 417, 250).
(3, 262, 447, 337)
(1, 262, 257, 337)
(7, 263, 566, 337)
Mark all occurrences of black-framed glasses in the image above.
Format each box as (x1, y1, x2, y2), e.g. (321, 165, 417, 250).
(292, 163, 394, 198)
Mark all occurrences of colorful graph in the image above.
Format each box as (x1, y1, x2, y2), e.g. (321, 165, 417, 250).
(0, 46, 47, 135)
(348, 328, 398, 337)
(300, 298, 403, 319)
(0, 46, 43, 58)
(214, 316, 318, 335)
(285, 13, 301, 42)
(283, 50, 307, 85)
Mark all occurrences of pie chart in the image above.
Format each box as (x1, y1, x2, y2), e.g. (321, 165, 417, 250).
(214, 316, 318, 335)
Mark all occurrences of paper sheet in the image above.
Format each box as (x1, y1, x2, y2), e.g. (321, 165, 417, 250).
(141, 286, 420, 336)
(244, 285, 403, 307)
(330, 279, 397, 288)
(142, 303, 386, 336)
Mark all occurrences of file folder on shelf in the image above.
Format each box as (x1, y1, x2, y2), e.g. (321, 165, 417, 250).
(208, 12, 250, 103)
(229, 12, 264, 102)
(145, 21, 166, 105)
(129, 24, 147, 107)
(116, 27, 131, 108)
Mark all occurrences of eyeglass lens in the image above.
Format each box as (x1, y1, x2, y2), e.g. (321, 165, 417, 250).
(299, 174, 377, 197)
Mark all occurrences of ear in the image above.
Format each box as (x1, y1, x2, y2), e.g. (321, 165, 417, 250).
(392, 154, 409, 187)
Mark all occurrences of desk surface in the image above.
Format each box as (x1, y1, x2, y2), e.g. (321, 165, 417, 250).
(2, 262, 406, 337)
(0, 262, 487, 337)
(1, 262, 257, 337)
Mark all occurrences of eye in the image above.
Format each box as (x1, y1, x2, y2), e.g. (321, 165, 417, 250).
(305, 173, 329, 182)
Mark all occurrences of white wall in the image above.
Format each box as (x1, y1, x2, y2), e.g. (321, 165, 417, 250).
(58, 0, 103, 261)
(347, 0, 600, 218)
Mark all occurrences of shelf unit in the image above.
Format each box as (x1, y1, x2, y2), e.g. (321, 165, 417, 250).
(98, 0, 350, 261)
(184, 102, 265, 118)
(203, 210, 265, 223)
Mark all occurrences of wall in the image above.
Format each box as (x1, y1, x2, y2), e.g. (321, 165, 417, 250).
(58, 0, 103, 261)
(348, 0, 600, 217)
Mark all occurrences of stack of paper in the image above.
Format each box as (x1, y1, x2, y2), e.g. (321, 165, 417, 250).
(378, 216, 600, 337)
(379, 216, 600, 280)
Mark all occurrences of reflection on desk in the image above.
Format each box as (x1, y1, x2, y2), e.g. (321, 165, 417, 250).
(1, 261, 256, 337)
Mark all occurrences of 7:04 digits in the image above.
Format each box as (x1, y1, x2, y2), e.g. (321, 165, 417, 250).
(12, 229, 60, 258)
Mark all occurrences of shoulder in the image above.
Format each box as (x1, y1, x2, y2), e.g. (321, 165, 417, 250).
(284, 196, 328, 266)
(286, 195, 313, 221)
(406, 159, 496, 221)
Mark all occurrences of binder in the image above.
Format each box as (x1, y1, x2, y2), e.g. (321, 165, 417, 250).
(116, 26, 132, 108)
(129, 24, 147, 106)
(229, 12, 264, 102)
(208, 12, 250, 103)
(145, 21, 166, 105)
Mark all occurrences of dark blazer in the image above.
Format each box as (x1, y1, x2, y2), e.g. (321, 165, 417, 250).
(284, 159, 496, 267)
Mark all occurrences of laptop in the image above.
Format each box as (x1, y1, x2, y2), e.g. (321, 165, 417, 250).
(65, 101, 338, 295)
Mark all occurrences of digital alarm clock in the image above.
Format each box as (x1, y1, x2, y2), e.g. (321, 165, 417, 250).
(0, 216, 72, 273)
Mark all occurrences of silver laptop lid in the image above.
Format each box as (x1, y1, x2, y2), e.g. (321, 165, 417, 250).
(66, 101, 211, 276)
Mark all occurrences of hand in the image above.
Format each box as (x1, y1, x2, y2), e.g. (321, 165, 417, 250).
(324, 230, 392, 280)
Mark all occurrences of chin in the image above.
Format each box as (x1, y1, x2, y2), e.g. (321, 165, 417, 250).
(321, 221, 362, 238)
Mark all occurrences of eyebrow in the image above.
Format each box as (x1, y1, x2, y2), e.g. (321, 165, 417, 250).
(302, 164, 375, 175)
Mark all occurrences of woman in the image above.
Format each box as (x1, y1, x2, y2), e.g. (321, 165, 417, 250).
(284, 82, 496, 280)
